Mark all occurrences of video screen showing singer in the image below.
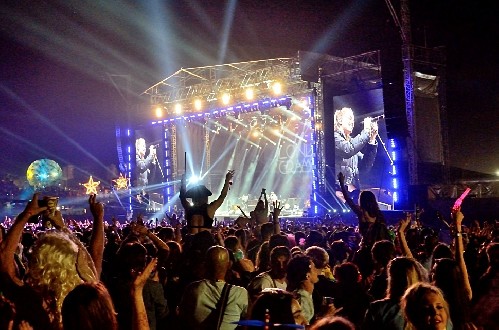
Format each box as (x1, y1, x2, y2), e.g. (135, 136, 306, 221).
(334, 107, 378, 202)
(135, 137, 157, 190)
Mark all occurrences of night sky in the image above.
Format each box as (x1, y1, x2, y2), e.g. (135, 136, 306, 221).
(0, 0, 497, 183)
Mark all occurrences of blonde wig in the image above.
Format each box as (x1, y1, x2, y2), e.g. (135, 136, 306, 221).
(27, 230, 84, 324)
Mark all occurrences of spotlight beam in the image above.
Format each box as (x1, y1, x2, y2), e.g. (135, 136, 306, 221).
(0, 86, 112, 176)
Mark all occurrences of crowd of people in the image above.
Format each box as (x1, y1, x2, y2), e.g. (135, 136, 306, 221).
(0, 171, 497, 330)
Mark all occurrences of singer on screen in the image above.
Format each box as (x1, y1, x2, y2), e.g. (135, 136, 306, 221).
(334, 107, 378, 201)
(135, 137, 157, 189)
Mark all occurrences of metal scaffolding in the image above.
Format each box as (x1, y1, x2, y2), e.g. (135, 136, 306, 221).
(143, 58, 306, 112)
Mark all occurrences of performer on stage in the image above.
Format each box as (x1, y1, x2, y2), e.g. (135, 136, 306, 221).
(135, 138, 156, 190)
(334, 107, 378, 201)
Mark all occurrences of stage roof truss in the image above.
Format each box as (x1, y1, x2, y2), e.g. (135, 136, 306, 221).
(320, 50, 382, 91)
(143, 58, 307, 112)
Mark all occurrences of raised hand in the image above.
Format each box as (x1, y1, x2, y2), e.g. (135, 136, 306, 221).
(149, 145, 156, 156)
(398, 213, 411, 233)
(225, 170, 235, 182)
(453, 210, 464, 227)
(363, 117, 372, 131)
(89, 194, 104, 219)
(23, 193, 47, 221)
(131, 223, 149, 236)
(271, 200, 284, 218)
(134, 258, 157, 291)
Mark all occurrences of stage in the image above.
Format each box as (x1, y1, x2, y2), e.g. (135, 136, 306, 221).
(116, 51, 405, 218)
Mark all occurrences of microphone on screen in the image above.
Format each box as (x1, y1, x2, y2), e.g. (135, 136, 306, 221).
(371, 114, 385, 122)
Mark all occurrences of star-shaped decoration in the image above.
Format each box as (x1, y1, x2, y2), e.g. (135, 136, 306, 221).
(83, 176, 100, 195)
(113, 173, 129, 190)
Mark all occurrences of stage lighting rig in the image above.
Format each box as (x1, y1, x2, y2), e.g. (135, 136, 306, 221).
(245, 88, 254, 100)
(221, 93, 231, 105)
(174, 103, 182, 115)
(155, 106, 163, 118)
(194, 99, 203, 111)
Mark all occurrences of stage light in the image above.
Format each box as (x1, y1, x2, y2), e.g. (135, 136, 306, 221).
(221, 93, 231, 105)
(252, 130, 260, 138)
(174, 103, 182, 115)
(194, 99, 203, 111)
(189, 175, 200, 184)
(245, 88, 254, 100)
(155, 107, 163, 118)
(272, 82, 282, 95)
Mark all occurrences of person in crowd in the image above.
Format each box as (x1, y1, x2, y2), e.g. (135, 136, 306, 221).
(248, 246, 291, 301)
(338, 172, 390, 249)
(286, 254, 321, 324)
(0, 194, 102, 329)
(62, 282, 118, 330)
(368, 240, 395, 300)
(252, 202, 284, 273)
(334, 107, 378, 202)
(338, 172, 390, 286)
(331, 262, 372, 328)
(177, 245, 248, 330)
(224, 235, 244, 259)
(305, 246, 336, 318)
(328, 239, 351, 267)
(106, 236, 168, 330)
(180, 170, 234, 234)
(431, 210, 473, 330)
(132, 257, 158, 330)
(252, 188, 269, 226)
(472, 242, 499, 329)
(0, 293, 33, 330)
(305, 230, 327, 249)
(311, 316, 355, 330)
(363, 257, 428, 330)
(250, 288, 307, 328)
(401, 282, 450, 330)
(252, 223, 275, 271)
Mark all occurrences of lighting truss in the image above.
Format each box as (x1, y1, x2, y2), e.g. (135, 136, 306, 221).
(320, 50, 382, 91)
(143, 58, 308, 115)
(151, 97, 293, 125)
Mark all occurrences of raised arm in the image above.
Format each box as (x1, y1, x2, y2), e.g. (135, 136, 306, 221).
(338, 172, 362, 218)
(271, 201, 283, 235)
(397, 214, 414, 258)
(88, 194, 105, 278)
(133, 223, 170, 252)
(454, 210, 472, 300)
(132, 258, 157, 330)
(0, 194, 46, 284)
(209, 170, 234, 212)
(263, 190, 269, 213)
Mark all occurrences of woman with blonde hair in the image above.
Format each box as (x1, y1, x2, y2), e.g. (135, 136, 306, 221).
(401, 282, 450, 330)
